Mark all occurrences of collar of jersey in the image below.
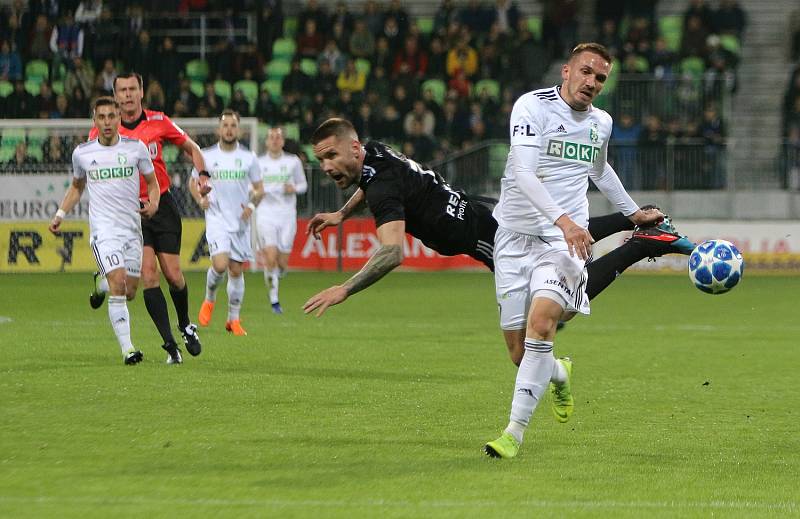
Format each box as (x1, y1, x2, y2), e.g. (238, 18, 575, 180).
(121, 110, 147, 131)
(555, 85, 593, 114)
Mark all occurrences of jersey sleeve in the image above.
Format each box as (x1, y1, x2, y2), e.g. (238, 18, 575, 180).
(137, 141, 155, 175)
(248, 153, 261, 183)
(509, 94, 545, 147)
(364, 176, 405, 228)
(292, 156, 308, 194)
(159, 115, 189, 146)
(71, 149, 86, 179)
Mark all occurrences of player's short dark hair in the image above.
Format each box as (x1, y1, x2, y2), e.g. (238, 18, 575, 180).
(219, 108, 240, 122)
(93, 96, 120, 112)
(113, 72, 144, 91)
(569, 43, 612, 64)
(310, 118, 358, 145)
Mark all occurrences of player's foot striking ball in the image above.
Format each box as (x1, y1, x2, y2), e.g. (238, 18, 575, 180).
(629, 205, 695, 257)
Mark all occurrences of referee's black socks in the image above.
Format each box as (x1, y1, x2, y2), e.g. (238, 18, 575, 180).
(586, 240, 649, 300)
(143, 287, 176, 344)
(169, 284, 191, 331)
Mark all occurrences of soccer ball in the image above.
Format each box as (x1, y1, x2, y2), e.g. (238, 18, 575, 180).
(688, 240, 744, 294)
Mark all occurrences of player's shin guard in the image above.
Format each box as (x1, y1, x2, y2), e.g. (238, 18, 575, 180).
(143, 287, 176, 344)
(507, 339, 555, 442)
(206, 267, 225, 302)
(108, 295, 134, 355)
(227, 274, 244, 321)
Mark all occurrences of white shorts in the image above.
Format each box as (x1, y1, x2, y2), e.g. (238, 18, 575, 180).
(206, 226, 253, 263)
(90, 232, 142, 278)
(494, 227, 590, 330)
(256, 212, 296, 254)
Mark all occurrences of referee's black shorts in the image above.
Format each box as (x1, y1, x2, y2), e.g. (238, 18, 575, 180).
(142, 191, 182, 254)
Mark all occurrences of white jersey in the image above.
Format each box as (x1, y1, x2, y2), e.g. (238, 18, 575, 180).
(72, 137, 155, 237)
(494, 86, 634, 236)
(192, 143, 261, 233)
(257, 151, 307, 215)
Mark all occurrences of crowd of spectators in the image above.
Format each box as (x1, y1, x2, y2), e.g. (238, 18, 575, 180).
(1, 0, 742, 188)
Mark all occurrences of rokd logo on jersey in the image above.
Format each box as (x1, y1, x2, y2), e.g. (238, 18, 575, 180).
(545, 140, 600, 164)
(87, 166, 135, 180)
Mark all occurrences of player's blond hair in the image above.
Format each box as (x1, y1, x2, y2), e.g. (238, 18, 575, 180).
(569, 43, 612, 64)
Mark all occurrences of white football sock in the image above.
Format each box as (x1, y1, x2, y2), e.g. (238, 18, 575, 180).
(98, 276, 109, 294)
(108, 295, 134, 356)
(227, 274, 244, 321)
(268, 269, 280, 304)
(205, 267, 225, 302)
(551, 358, 567, 384)
(505, 339, 555, 443)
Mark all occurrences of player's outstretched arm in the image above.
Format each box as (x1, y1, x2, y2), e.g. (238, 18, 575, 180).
(307, 188, 366, 238)
(49, 177, 86, 233)
(303, 220, 405, 317)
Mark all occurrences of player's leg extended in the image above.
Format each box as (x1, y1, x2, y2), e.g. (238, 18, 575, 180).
(262, 245, 282, 313)
(587, 211, 635, 242)
(103, 267, 142, 365)
(200, 252, 229, 326)
(225, 260, 247, 336)
(486, 296, 563, 459)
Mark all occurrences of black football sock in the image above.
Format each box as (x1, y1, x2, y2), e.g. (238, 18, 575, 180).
(143, 287, 176, 344)
(586, 240, 649, 300)
(587, 212, 635, 242)
(169, 284, 191, 330)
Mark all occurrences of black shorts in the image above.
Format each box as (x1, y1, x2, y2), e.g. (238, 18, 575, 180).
(142, 191, 182, 254)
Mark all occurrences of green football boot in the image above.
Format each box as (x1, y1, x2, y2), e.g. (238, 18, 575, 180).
(484, 432, 520, 459)
(550, 357, 574, 423)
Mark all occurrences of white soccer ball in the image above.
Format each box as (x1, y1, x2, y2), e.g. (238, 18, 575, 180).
(688, 239, 744, 294)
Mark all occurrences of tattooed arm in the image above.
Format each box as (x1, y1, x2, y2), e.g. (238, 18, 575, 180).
(303, 220, 405, 316)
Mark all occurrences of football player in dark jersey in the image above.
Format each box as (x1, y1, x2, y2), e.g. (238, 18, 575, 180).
(303, 118, 694, 364)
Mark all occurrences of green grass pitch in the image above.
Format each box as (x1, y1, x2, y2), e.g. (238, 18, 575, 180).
(0, 271, 798, 518)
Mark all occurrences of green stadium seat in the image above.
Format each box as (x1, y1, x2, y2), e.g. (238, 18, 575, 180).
(300, 58, 318, 77)
(283, 17, 298, 38)
(302, 144, 318, 163)
(214, 79, 232, 106)
(355, 58, 371, 77)
(27, 128, 48, 146)
(24, 79, 41, 96)
(526, 16, 542, 40)
(0, 80, 13, 97)
(719, 34, 741, 56)
(261, 79, 282, 102)
(234, 79, 259, 113)
(162, 144, 179, 164)
(473, 79, 500, 101)
(190, 80, 204, 98)
(26, 142, 44, 162)
(416, 16, 434, 34)
(25, 59, 49, 82)
(185, 59, 209, 82)
(680, 56, 706, 78)
(659, 15, 682, 52)
(51, 80, 64, 96)
(0, 146, 15, 163)
(272, 38, 296, 60)
(421, 79, 446, 105)
(2, 128, 26, 146)
(283, 122, 300, 140)
(265, 59, 291, 80)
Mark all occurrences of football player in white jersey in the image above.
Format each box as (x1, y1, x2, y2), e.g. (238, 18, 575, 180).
(49, 97, 160, 365)
(484, 44, 665, 459)
(255, 127, 307, 314)
(190, 110, 264, 336)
